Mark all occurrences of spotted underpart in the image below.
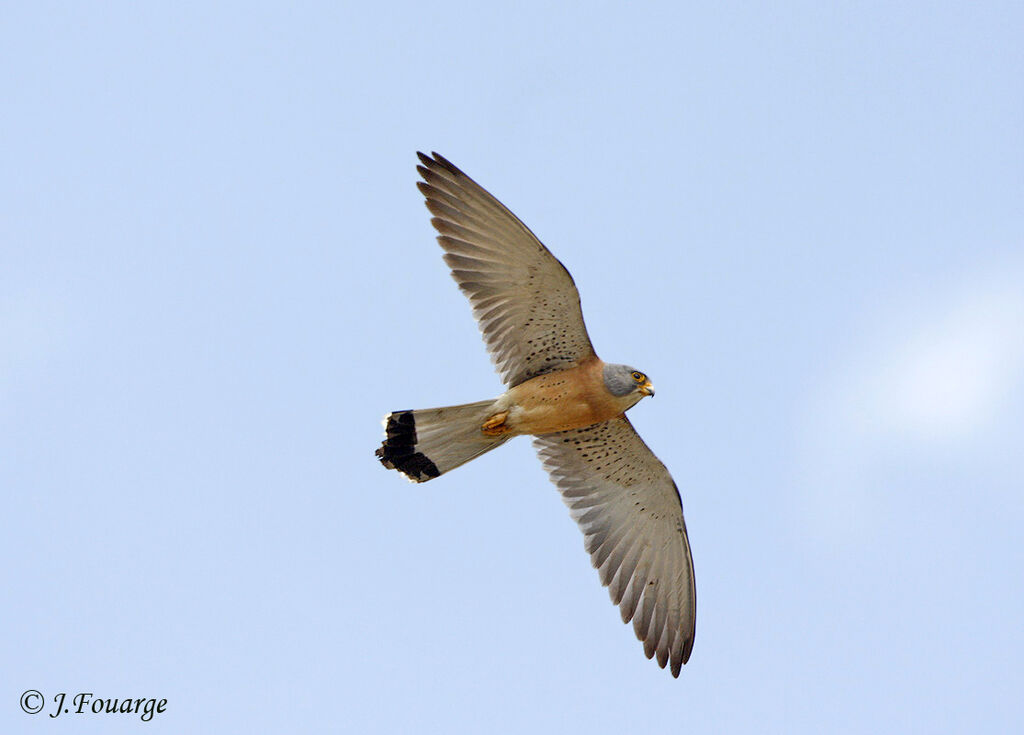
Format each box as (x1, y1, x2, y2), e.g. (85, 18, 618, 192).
(376, 411, 440, 482)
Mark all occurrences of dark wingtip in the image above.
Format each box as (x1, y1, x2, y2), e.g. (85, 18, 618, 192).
(431, 152, 464, 176)
(415, 151, 464, 178)
(377, 411, 441, 482)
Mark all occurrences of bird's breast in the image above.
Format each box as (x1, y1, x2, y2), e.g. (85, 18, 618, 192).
(500, 360, 624, 435)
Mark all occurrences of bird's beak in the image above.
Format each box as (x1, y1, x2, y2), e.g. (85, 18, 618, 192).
(640, 380, 655, 397)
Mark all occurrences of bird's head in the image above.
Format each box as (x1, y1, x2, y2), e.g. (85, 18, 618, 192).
(603, 363, 655, 407)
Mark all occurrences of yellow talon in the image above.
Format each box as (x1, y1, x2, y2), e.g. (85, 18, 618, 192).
(481, 411, 510, 436)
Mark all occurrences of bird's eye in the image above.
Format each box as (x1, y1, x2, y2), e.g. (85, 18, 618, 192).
(632, 371, 644, 382)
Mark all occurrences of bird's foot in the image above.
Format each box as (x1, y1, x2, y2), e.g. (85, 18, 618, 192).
(481, 411, 510, 436)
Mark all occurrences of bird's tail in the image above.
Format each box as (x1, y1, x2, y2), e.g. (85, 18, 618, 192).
(376, 399, 511, 482)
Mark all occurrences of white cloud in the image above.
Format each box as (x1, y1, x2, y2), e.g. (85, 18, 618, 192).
(794, 262, 1024, 543)
(858, 280, 1024, 441)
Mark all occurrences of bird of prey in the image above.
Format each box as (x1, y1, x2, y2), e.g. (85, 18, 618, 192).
(377, 152, 696, 676)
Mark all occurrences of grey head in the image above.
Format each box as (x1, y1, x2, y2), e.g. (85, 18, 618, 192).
(602, 363, 655, 399)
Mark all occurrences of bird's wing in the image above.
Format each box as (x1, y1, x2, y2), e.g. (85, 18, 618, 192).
(533, 417, 696, 676)
(417, 152, 596, 388)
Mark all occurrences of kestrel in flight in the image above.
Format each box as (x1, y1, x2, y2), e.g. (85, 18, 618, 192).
(377, 152, 696, 676)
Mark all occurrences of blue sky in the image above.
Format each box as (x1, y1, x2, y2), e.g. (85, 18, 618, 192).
(2, 2, 1022, 732)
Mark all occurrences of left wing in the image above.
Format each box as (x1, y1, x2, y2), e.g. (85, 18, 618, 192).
(533, 417, 696, 676)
